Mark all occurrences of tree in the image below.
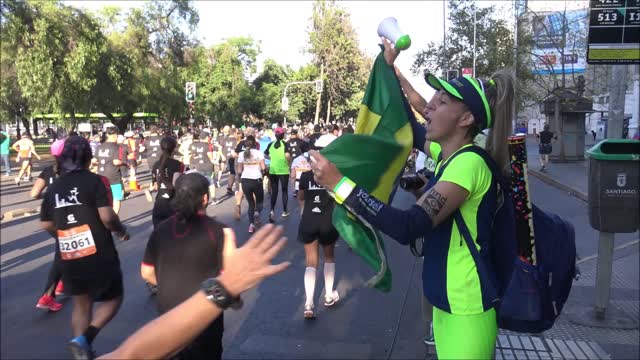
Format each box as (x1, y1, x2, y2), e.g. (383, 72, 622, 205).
(518, 7, 591, 105)
(2, 0, 109, 134)
(411, 0, 533, 111)
(307, 0, 369, 123)
(0, 0, 29, 131)
(178, 37, 261, 128)
(517, 6, 593, 159)
(92, 1, 200, 131)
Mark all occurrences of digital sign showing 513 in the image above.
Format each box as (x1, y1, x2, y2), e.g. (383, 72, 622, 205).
(590, 8, 625, 26)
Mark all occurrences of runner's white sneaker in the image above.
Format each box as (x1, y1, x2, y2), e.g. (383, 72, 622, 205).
(324, 291, 340, 307)
(304, 304, 315, 319)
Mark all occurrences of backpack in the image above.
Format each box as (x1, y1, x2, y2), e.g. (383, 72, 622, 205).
(429, 145, 577, 333)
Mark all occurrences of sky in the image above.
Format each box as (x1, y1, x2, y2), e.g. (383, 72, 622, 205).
(68, 0, 455, 98)
(66, 1, 587, 99)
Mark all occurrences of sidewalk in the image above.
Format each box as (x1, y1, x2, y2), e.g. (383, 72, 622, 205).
(525, 135, 593, 202)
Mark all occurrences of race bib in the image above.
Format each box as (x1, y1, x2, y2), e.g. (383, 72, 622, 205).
(57, 224, 97, 260)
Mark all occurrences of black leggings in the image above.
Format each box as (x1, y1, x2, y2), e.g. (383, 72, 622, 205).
(152, 198, 175, 229)
(241, 178, 264, 224)
(269, 174, 289, 212)
(43, 253, 62, 297)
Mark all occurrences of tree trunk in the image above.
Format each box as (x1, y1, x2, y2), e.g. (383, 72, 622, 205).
(113, 112, 134, 134)
(15, 115, 21, 138)
(32, 117, 39, 136)
(21, 117, 32, 138)
(554, 94, 564, 162)
(325, 98, 331, 125)
(607, 65, 628, 139)
(70, 110, 77, 132)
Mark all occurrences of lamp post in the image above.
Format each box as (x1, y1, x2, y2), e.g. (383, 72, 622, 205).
(282, 80, 323, 127)
(473, 7, 477, 77)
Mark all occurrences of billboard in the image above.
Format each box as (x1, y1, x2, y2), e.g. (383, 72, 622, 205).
(531, 9, 589, 75)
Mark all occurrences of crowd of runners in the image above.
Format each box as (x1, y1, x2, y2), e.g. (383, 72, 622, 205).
(2, 35, 523, 360)
(4, 120, 356, 359)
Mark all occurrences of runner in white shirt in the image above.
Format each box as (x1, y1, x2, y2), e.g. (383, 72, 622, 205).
(236, 135, 266, 233)
(290, 141, 311, 214)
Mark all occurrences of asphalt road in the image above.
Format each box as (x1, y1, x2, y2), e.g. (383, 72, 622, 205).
(1, 161, 637, 359)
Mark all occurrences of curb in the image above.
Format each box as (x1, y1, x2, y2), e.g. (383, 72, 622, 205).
(2, 207, 39, 221)
(529, 169, 588, 203)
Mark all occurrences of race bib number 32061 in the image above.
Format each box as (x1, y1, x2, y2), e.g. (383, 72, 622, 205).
(57, 224, 97, 260)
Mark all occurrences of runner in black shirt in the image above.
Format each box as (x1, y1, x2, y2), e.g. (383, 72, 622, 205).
(40, 136, 129, 359)
(150, 136, 184, 228)
(93, 125, 127, 214)
(307, 125, 322, 149)
(144, 126, 163, 201)
(286, 129, 307, 160)
(141, 173, 235, 360)
(297, 142, 340, 319)
(32, 139, 66, 312)
(218, 126, 238, 196)
(189, 130, 217, 203)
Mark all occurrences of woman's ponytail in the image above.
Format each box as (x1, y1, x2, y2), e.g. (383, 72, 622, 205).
(484, 69, 514, 176)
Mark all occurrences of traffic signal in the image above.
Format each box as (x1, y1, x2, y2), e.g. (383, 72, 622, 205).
(447, 70, 459, 81)
(185, 82, 196, 102)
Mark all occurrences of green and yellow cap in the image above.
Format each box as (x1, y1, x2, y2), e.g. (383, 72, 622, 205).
(424, 73, 493, 130)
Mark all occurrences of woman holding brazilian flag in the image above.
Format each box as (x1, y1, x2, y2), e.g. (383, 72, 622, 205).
(309, 35, 514, 358)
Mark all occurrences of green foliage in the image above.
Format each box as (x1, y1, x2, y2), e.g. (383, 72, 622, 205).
(1, 0, 369, 130)
(307, 0, 369, 122)
(411, 0, 533, 111)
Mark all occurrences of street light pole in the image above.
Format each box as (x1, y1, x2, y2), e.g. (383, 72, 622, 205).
(473, 7, 477, 77)
(282, 80, 322, 127)
(443, 0, 447, 78)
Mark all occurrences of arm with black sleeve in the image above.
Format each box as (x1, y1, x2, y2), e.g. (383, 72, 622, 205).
(338, 183, 433, 245)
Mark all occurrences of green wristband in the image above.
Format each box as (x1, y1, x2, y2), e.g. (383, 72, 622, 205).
(334, 177, 356, 205)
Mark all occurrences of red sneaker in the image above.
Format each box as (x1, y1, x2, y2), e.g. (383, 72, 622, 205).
(36, 295, 63, 312)
(55, 281, 64, 296)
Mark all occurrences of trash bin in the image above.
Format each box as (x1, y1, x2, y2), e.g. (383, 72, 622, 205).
(587, 139, 640, 233)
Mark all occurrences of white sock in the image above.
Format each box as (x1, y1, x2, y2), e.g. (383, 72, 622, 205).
(324, 262, 335, 298)
(304, 267, 316, 306)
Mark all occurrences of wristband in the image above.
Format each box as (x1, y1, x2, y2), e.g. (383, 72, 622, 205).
(333, 177, 356, 205)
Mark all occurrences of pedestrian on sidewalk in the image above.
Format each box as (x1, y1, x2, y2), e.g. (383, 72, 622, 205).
(310, 37, 516, 359)
(536, 124, 557, 172)
(1, 129, 10, 177)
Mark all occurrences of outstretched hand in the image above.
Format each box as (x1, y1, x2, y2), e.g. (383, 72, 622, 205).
(218, 224, 290, 297)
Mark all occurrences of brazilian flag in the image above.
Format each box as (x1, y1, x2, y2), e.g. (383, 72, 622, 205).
(320, 51, 414, 292)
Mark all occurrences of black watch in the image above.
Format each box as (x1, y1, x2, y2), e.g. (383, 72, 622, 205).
(200, 278, 243, 310)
